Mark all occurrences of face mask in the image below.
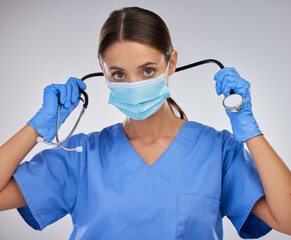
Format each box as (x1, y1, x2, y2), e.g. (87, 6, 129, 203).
(105, 60, 171, 120)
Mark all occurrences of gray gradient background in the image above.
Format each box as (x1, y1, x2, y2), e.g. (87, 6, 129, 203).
(0, 0, 290, 239)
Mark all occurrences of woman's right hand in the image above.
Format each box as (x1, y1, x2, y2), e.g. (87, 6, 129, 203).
(27, 77, 87, 142)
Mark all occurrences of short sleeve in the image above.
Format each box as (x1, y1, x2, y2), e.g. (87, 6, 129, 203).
(220, 130, 272, 239)
(12, 134, 82, 231)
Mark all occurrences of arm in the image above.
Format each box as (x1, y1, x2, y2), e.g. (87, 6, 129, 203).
(0, 77, 86, 211)
(0, 124, 39, 192)
(247, 135, 291, 235)
(0, 124, 39, 210)
(214, 67, 291, 235)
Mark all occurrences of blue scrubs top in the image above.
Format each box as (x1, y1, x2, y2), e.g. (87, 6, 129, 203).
(13, 121, 272, 239)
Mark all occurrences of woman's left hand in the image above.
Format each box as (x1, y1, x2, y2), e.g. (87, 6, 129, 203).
(214, 67, 263, 143)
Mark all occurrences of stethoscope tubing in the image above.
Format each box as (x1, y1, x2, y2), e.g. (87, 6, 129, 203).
(39, 59, 243, 152)
(78, 59, 225, 109)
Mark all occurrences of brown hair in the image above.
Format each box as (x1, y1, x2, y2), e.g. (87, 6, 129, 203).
(98, 7, 188, 121)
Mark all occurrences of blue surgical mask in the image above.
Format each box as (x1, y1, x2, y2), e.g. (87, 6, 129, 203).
(105, 60, 171, 120)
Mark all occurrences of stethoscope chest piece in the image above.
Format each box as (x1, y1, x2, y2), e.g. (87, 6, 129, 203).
(223, 93, 244, 112)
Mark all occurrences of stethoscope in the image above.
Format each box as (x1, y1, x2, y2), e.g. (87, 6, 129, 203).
(37, 59, 244, 152)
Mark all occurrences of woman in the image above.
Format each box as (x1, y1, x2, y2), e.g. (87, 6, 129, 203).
(0, 6, 290, 240)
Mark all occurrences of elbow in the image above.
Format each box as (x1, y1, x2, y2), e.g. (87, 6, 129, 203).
(281, 224, 291, 236)
(278, 227, 291, 236)
(273, 215, 291, 236)
(272, 199, 291, 236)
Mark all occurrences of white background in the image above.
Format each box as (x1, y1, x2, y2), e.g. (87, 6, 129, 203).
(0, 0, 290, 239)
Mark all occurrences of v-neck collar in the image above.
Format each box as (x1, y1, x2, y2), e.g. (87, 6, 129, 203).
(119, 121, 188, 167)
(110, 121, 193, 194)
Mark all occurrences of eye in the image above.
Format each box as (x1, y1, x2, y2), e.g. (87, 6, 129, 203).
(143, 68, 155, 77)
(112, 72, 124, 80)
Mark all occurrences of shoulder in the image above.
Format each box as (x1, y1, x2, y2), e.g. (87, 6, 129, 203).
(186, 121, 247, 172)
(70, 122, 122, 149)
(185, 120, 233, 144)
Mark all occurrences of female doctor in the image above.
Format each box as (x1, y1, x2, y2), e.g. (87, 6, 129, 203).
(0, 6, 291, 240)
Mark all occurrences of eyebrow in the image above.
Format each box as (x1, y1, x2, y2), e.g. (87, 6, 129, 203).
(108, 62, 158, 71)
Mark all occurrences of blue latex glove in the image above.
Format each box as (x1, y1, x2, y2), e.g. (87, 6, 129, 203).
(214, 67, 262, 143)
(28, 77, 87, 142)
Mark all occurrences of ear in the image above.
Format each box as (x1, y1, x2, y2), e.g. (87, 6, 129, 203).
(99, 62, 104, 73)
(169, 50, 178, 76)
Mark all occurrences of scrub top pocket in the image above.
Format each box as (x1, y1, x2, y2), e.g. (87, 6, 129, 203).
(176, 193, 222, 240)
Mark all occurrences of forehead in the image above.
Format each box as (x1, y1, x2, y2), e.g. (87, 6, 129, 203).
(102, 41, 165, 67)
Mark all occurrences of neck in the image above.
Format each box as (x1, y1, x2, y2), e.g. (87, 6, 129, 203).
(122, 100, 185, 143)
